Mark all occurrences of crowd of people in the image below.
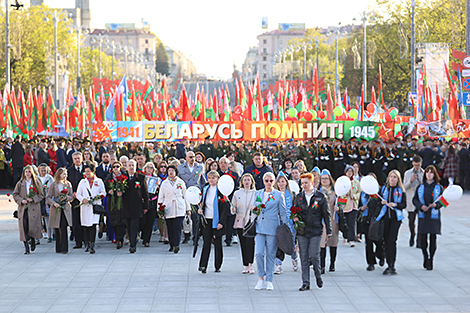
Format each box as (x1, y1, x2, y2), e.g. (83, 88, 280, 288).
(4, 134, 465, 291)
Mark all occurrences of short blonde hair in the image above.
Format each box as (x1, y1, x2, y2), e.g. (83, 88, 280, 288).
(207, 170, 220, 179)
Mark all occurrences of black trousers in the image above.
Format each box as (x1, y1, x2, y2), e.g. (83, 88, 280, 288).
(84, 225, 96, 243)
(55, 211, 68, 253)
(125, 218, 140, 248)
(408, 211, 417, 239)
(139, 209, 156, 245)
(237, 228, 254, 266)
(0, 168, 6, 188)
(23, 208, 30, 242)
(166, 216, 183, 248)
(114, 220, 127, 243)
(364, 233, 384, 265)
(191, 213, 198, 241)
(13, 167, 22, 187)
(420, 233, 437, 260)
(344, 210, 358, 242)
(382, 217, 401, 267)
(225, 214, 236, 244)
(71, 203, 85, 244)
(459, 168, 470, 190)
(199, 219, 223, 270)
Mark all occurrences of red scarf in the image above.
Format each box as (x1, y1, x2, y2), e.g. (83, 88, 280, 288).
(87, 177, 94, 188)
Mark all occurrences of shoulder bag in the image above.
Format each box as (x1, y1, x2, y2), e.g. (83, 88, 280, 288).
(87, 189, 106, 215)
(243, 210, 257, 238)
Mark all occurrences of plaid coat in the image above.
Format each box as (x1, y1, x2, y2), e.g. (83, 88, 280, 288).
(443, 154, 460, 179)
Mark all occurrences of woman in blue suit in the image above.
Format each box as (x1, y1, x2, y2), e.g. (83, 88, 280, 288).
(254, 172, 289, 291)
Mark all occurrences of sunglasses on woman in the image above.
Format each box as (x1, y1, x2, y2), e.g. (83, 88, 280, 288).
(264, 179, 274, 183)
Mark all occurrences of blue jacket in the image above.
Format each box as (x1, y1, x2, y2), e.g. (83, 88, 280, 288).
(243, 163, 274, 190)
(254, 189, 288, 236)
(56, 148, 67, 169)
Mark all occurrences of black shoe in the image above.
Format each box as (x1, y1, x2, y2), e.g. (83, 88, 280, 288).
(390, 267, 397, 275)
(379, 258, 385, 267)
(36, 239, 40, 245)
(299, 285, 310, 291)
(90, 243, 95, 254)
(329, 263, 335, 272)
(320, 267, 325, 275)
(215, 268, 221, 273)
(182, 238, 189, 244)
(409, 237, 415, 247)
(69, 234, 74, 241)
(116, 241, 123, 249)
(426, 259, 433, 271)
(85, 242, 90, 253)
(226, 242, 231, 247)
(23, 241, 30, 255)
(198, 267, 207, 274)
(129, 247, 136, 253)
(169, 246, 174, 252)
(383, 268, 391, 275)
(98, 231, 103, 239)
(163, 240, 169, 245)
(73, 244, 82, 249)
(316, 277, 323, 288)
(367, 265, 375, 271)
(423, 258, 429, 269)
(61, 251, 68, 254)
(174, 246, 180, 254)
(30, 239, 36, 252)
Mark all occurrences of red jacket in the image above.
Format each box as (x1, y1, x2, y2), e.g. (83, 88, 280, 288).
(24, 152, 34, 166)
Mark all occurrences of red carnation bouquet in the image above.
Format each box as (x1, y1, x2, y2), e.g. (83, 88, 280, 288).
(108, 175, 128, 211)
(25, 185, 38, 209)
(53, 186, 69, 221)
(157, 202, 166, 221)
(251, 169, 261, 178)
(290, 206, 305, 230)
(219, 195, 229, 203)
(252, 196, 265, 216)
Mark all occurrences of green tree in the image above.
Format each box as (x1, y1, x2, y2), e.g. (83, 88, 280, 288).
(155, 38, 169, 76)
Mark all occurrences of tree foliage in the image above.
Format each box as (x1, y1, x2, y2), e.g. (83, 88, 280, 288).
(155, 38, 169, 76)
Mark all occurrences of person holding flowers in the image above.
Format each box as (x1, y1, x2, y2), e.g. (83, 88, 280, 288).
(140, 162, 159, 247)
(253, 172, 288, 291)
(293, 173, 331, 291)
(105, 161, 128, 249)
(76, 162, 106, 254)
(13, 165, 45, 255)
(46, 168, 73, 254)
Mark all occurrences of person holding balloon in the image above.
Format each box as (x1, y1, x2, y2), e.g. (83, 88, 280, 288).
(378, 170, 407, 275)
(197, 171, 230, 273)
(338, 165, 362, 247)
(412, 165, 444, 271)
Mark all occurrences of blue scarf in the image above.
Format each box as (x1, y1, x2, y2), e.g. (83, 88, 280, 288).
(417, 184, 441, 220)
(202, 185, 220, 229)
(376, 186, 404, 221)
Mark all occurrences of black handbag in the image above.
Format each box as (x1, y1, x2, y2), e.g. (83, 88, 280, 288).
(87, 189, 106, 215)
(368, 218, 384, 241)
(276, 223, 294, 255)
(40, 199, 48, 216)
(337, 207, 349, 237)
(243, 212, 257, 238)
(13, 210, 18, 219)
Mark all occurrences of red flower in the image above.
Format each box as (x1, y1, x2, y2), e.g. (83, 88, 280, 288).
(108, 179, 113, 183)
(100, 195, 105, 199)
(32, 187, 37, 193)
(260, 204, 266, 209)
(7, 193, 10, 197)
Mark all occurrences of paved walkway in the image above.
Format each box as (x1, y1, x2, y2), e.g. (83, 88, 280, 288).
(0, 190, 469, 313)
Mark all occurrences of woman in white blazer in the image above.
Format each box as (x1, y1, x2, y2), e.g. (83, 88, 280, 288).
(157, 165, 190, 253)
(232, 173, 256, 274)
(76, 162, 106, 254)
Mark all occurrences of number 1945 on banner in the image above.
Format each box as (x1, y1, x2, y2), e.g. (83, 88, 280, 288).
(349, 126, 375, 139)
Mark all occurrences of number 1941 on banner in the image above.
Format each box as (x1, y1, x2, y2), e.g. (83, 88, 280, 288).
(349, 126, 375, 139)
(116, 122, 143, 142)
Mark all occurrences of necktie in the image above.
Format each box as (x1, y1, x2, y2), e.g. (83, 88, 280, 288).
(105, 165, 108, 172)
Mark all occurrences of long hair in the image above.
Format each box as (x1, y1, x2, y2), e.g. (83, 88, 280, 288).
(274, 175, 293, 198)
(386, 169, 405, 190)
(239, 173, 255, 190)
(21, 165, 44, 196)
(53, 167, 67, 182)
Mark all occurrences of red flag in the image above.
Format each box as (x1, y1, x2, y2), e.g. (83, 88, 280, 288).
(360, 85, 364, 121)
(326, 85, 333, 120)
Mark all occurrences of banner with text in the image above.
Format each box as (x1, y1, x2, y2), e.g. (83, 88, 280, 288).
(92, 121, 378, 142)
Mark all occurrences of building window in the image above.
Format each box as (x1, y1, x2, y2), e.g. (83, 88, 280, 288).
(145, 39, 149, 44)
(263, 73, 267, 79)
(263, 65, 267, 69)
(263, 48, 267, 54)
(263, 56, 266, 61)
(263, 39, 267, 44)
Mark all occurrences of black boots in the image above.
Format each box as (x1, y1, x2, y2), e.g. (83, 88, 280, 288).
(23, 241, 30, 255)
(329, 247, 337, 272)
(30, 238, 36, 252)
(320, 248, 326, 274)
(85, 242, 90, 252)
(182, 233, 190, 244)
(90, 243, 95, 254)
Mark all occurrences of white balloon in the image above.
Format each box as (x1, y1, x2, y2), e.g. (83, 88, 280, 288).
(335, 176, 351, 197)
(360, 176, 380, 195)
(443, 185, 463, 202)
(218, 175, 235, 196)
(186, 186, 202, 205)
(289, 180, 300, 195)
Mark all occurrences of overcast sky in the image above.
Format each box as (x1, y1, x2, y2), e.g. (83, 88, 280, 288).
(43, 0, 382, 79)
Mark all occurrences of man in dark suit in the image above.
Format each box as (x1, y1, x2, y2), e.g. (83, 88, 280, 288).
(419, 140, 440, 169)
(137, 142, 150, 161)
(56, 139, 67, 169)
(11, 136, 24, 186)
(37, 142, 50, 166)
(99, 139, 112, 160)
(122, 159, 149, 253)
(95, 152, 111, 181)
(67, 140, 81, 167)
(218, 157, 239, 246)
(458, 142, 470, 190)
(68, 152, 85, 248)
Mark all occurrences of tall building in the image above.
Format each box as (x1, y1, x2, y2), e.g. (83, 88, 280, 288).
(165, 47, 197, 81)
(241, 46, 258, 85)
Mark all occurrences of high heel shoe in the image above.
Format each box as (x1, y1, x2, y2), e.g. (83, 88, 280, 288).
(23, 241, 30, 255)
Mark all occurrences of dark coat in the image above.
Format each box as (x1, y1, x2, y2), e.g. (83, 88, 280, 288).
(67, 164, 84, 193)
(175, 143, 187, 159)
(37, 149, 50, 166)
(419, 147, 439, 169)
(412, 180, 443, 235)
(201, 186, 230, 236)
(294, 190, 331, 238)
(199, 143, 216, 160)
(457, 148, 470, 170)
(122, 172, 149, 219)
(95, 163, 111, 181)
(243, 163, 274, 190)
(56, 148, 67, 169)
(11, 141, 24, 168)
(66, 148, 80, 167)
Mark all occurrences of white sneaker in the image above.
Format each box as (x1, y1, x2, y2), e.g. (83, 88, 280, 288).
(349, 242, 355, 247)
(266, 281, 274, 291)
(255, 279, 266, 290)
(292, 258, 299, 272)
(274, 265, 283, 275)
(232, 236, 239, 244)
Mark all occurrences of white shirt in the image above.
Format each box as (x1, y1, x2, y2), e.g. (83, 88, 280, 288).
(305, 190, 315, 205)
(263, 191, 270, 203)
(25, 179, 32, 193)
(205, 186, 217, 219)
(188, 164, 195, 173)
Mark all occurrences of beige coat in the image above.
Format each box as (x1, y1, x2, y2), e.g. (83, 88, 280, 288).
(403, 167, 424, 212)
(13, 179, 44, 241)
(320, 186, 339, 248)
(46, 181, 74, 229)
(231, 188, 256, 228)
(339, 178, 362, 213)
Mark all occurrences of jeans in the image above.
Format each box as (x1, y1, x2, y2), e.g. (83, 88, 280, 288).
(255, 234, 277, 282)
(298, 235, 321, 286)
(166, 216, 184, 248)
(344, 210, 358, 242)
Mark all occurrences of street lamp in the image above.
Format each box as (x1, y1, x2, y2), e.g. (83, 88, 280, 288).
(107, 40, 121, 80)
(89, 33, 108, 79)
(296, 41, 312, 81)
(121, 45, 133, 76)
(312, 34, 326, 75)
(353, 11, 376, 102)
(69, 23, 87, 91)
(286, 45, 295, 81)
(327, 24, 347, 97)
(43, 9, 69, 110)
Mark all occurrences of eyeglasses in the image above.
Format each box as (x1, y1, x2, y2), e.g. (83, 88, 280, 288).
(321, 177, 329, 180)
(113, 165, 120, 168)
(188, 156, 195, 158)
(160, 165, 167, 168)
(264, 179, 274, 183)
